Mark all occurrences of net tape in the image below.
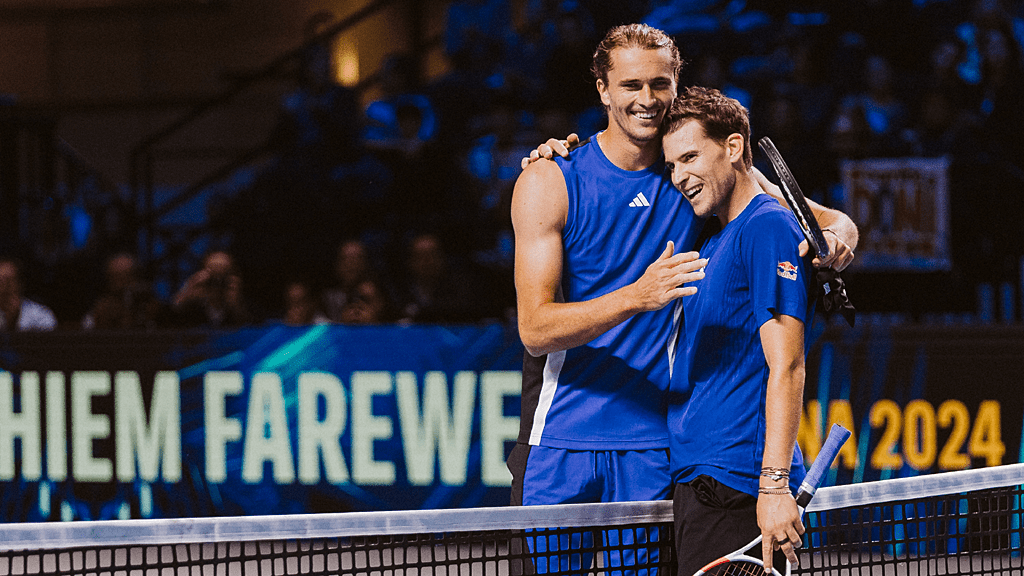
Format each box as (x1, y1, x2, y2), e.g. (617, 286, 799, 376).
(0, 463, 1020, 575)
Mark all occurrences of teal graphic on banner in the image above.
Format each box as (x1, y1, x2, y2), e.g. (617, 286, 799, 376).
(0, 325, 525, 520)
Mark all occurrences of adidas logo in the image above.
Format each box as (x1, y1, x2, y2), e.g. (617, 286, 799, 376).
(628, 192, 650, 207)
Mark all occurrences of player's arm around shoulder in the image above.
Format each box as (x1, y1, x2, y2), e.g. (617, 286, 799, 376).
(753, 168, 858, 271)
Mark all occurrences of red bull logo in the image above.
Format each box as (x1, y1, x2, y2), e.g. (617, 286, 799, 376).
(777, 261, 798, 280)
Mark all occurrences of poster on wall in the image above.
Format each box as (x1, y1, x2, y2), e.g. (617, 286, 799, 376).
(841, 157, 951, 271)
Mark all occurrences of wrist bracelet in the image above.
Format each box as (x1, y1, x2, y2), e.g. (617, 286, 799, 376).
(758, 487, 793, 496)
(760, 468, 790, 482)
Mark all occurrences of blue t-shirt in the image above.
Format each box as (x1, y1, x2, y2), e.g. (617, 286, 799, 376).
(518, 135, 702, 450)
(669, 193, 814, 496)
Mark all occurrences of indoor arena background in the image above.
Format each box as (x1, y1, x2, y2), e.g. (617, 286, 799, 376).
(0, 0, 1021, 522)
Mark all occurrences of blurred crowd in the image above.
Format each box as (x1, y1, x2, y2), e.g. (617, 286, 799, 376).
(3, 0, 1023, 331)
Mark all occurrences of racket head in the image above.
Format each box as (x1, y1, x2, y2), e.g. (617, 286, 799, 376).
(694, 535, 788, 576)
(757, 137, 831, 260)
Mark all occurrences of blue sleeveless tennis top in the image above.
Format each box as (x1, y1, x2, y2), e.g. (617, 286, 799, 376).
(518, 134, 702, 450)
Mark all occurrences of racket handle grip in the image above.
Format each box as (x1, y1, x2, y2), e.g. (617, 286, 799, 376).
(795, 424, 851, 507)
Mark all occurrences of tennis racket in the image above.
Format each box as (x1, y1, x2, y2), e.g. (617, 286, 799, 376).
(694, 423, 852, 576)
(757, 137, 830, 261)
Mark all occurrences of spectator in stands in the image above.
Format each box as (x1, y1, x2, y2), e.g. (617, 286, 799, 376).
(978, 24, 1024, 156)
(363, 53, 437, 156)
(826, 101, 881, 162)
(430, 0, 514, 143)
(924, 38, 979, 110)
(465, 100, 533, 246)
(322, 239, 374, 323)
(395, 232, 483, 324)
(534, 2, 600, 120)
(688, 52, 752, 111)
(904, 89, 980, 157)
(82, 251, 165, 330)
(839, 54, 911, 155)
(0, 257, 57, 331)
(975, 22, 1024, 271)
(754, 93, 828, 202)
(773, 36, 837, 138)
(366, 89, 455, 241)
(171, 249, 252, 328)
(281, 279, 329, 326)
(337, 277, 392, 325)
(444, 0, 514, 75)
(829, 0, 924, 71)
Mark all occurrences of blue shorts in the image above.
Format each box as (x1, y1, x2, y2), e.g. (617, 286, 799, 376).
(507, 444, 671, 576)
(508, 443, 671, 505)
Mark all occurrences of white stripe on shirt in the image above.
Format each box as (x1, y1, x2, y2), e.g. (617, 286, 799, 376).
(528, 350, 565, 445)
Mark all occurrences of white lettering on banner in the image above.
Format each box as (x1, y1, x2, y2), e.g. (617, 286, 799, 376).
(298, 372, 349, 484)
(116, 371, 181, 482)
(242, 373, 295, 483)
(47, 372, 67, 481)
(480, 371, 519, 486)
(0, 368, 523, 488)
(350, 371, 395, 485)
(204, 371, 243, 483)
(397, 371, 475, 486)
(72, 372, 112, 482)
(0, 371, 41, 481)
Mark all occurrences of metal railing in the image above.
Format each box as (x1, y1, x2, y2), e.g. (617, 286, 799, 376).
(0, 109, 131, 259)
(127, 0, 401, 290)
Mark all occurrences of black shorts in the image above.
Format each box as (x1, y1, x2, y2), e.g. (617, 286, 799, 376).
(673, 476, 787, 576)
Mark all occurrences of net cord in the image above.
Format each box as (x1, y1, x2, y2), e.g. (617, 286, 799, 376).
(0, 463, 1021, 553)
(0, 499, 672, 552)
(805, 462, 1024, 511)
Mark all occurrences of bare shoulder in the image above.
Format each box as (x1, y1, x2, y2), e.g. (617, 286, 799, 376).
(515, 158, 565, 195)
(512, 159, 568, 229)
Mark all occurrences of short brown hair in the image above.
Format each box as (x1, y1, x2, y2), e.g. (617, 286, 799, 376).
(591, 24, 683, 84)
(665, 86, 753, 169)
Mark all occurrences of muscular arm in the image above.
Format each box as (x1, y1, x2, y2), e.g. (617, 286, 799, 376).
(511, 160, 705, 357)
(753, 168, 858, 271)
(756, 312, 807, 574)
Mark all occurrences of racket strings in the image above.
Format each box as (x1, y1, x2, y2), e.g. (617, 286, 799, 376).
(705, 559, 772, 575)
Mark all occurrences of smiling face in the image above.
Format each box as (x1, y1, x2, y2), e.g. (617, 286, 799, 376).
(663, 119, 740, 221)
(597, 46, 677, 147)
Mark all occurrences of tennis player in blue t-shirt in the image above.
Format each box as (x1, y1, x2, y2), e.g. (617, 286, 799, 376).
(662, 86, 815, 576)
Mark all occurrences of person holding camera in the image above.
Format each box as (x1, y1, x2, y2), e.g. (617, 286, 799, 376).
(171, 249, 252, 328)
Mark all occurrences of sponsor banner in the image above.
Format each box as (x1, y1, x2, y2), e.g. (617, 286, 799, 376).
(0, 325, 524, 521)
(841, 157, 951, 271)
(0, 323, 1020, 521)
(802, 322, 1022, 487)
